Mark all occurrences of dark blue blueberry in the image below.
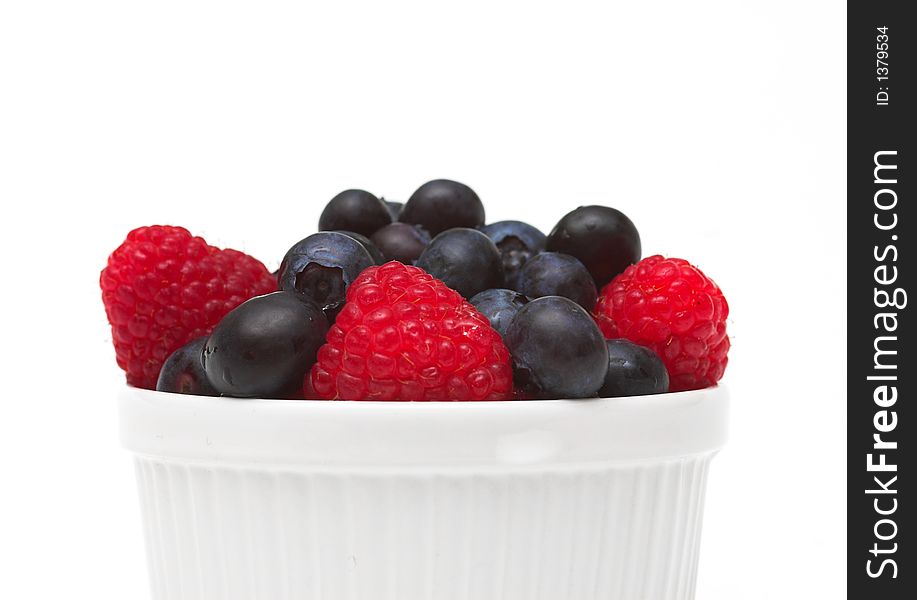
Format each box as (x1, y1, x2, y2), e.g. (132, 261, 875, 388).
(599, 339, 669, 397)
(469, 289, 529, 338)
(504, 296, 608, 399)
(278, 232, 374, 315)
(370, 222, 431, 264)
(156, 336, 217, 396)
(382, 198, 403, 222)
(202, 292, 329, 398)
(333, 230, 387, 265)
(479, 220, 546, 288)
(415, 228, 504, 299)
(515, 252, 597, 311)
(318, 189, 392, 236)
(546, 205, 641, 288)
(401, 179, 485, 236)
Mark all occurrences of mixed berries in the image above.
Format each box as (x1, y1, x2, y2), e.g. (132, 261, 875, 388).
(593, 255, 730, 392)
(203, 292, 329, 398)
(100, 225, 276, 389)
(101, 179, 730, 400)
(307, 262, 513, 401)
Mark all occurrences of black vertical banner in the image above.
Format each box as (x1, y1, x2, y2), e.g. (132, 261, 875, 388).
(849, 3, 914, 597)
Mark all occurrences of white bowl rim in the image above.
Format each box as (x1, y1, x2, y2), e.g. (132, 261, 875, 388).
(119, 384, 728, 470)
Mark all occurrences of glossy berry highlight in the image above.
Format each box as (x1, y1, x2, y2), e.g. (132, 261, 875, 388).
(400, 179, 485, 236)
(546, 205, 641, 288)
(203, 291, 329, 398)
(156, 336, 218, 396)
(318, 189, 392, 236)
(599, 339, 669, 397)
(504, 296, 609, 399)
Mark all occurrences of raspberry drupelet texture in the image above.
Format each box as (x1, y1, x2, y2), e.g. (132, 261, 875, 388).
(307, 261, 514, 401)
(593, 255, 729, 392)
(100, 225, 276, 389)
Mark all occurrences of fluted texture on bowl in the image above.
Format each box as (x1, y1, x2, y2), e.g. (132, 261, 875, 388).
(134, 454, 715, 600)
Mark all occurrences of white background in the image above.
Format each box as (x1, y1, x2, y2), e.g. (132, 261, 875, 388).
(0, 1, 845, 598)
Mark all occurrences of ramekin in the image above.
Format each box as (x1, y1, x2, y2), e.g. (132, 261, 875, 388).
(120, 385, 728, 600)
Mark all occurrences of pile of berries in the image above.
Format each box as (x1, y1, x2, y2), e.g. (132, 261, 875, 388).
(101, 179, 729, 401)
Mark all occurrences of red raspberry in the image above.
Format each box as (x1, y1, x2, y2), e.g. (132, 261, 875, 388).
(307, 261, 513, 401)
(100, 225, 276, 389)
(593, 255, 729, 392)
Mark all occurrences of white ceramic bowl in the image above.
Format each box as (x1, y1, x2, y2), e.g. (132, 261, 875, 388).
(120, 385, 728, 600)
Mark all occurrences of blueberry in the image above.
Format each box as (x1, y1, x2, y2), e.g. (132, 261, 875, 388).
(401, 179, 485, 236)
(370, 222, 431, 264)
(156, 336, 217, 396)
(333, 230, 387, 265)
(515, 252, 597, 311)
(278, 232, 375, 315)
(504, 296, 608, 399)
(202, 291, 329, 398)
(479, 220, 546, 287)
(318, 189, 392, 236)
(415, 228, 504, 299)
(546, 206, 641, 288)
(599, 339, 669, 397)
(382, 198, 403, 222)
(469, 289, 529, 338)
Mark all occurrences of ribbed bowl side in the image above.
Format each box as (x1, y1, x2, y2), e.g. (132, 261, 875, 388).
(134, 454, 715, 600)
